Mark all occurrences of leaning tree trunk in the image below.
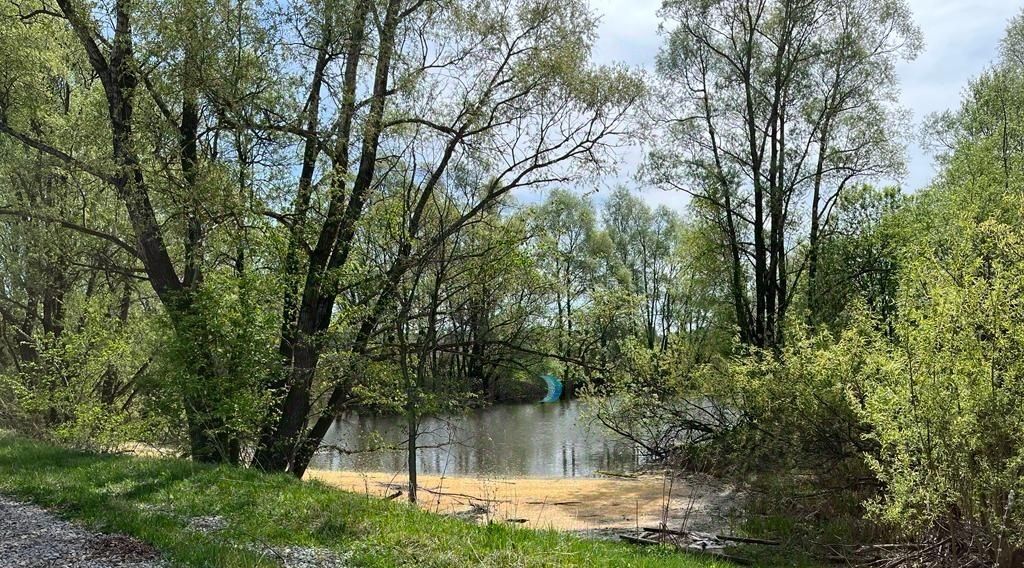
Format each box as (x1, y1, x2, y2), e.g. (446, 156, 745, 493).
(254, 0, 396, 474)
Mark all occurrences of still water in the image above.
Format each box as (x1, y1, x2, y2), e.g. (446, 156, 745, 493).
(308, 401, 644, 477)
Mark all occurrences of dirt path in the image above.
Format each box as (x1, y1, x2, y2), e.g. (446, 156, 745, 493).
(307, 470, 740, 532)
(0, 495, 164, 567)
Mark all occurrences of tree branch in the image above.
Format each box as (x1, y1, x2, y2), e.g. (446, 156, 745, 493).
(0, 207, 141, 259)
(0, 121, 116, 185)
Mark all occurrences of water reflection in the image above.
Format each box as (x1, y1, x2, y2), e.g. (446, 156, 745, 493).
(309, 401, 644, 477)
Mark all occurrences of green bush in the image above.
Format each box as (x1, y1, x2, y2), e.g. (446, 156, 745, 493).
(857, 214, 1024, 550)
(0, 289, 163, 450)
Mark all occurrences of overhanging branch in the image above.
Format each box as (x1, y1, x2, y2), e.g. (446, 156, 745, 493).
(0, 207, 141, 260)
(0, 121, 116, 185)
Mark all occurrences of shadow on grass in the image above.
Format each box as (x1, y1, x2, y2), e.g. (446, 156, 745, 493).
(0, 435, 732, 568)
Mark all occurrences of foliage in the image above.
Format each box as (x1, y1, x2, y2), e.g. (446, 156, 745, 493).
(805, 185, 906, 330)
(627, 17, 1024, 561)
(858, 210, 1024, 546)
(647, 0, 919, 348)
(147, 271, 280, 457)
(849, 37, 1024, 547)
(2, 0, 1024, 561)
(0, 283, 162, 451)
(0, 0, 644, 470)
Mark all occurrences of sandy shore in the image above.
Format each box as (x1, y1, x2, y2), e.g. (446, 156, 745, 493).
(116, 443, 740, 532)
(307, 469, 739, 532)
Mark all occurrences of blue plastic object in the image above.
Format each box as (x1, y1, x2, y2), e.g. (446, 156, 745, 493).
(540, 374, 563, 403)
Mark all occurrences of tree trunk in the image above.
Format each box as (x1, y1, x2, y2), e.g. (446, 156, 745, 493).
(253, 0, 383, 472)
(407, 406, 418, 504)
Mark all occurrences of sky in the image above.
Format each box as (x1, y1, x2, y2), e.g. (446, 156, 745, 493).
(584, 0, 1024, 212)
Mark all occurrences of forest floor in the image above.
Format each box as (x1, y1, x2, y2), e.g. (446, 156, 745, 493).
(0, 434, 734, 567)
(308, 470, 741, 532)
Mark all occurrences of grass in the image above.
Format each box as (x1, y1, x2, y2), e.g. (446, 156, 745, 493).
(734, 514, 830, 568)
(732, 476, 886, 568)
(0, 434, 729, 568)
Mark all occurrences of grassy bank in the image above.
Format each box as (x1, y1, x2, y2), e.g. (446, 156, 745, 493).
(0, 434, 726, 568)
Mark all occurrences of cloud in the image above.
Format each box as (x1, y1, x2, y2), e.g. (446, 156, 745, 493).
(586, 0, 1023, 204)
(632, 187, 690, 212)
(897, 0, 1020, 189)
(589, 0, 663, 68)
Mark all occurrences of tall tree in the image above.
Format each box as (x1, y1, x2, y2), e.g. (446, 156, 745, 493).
(647, 0, 919, 347)
(0, 0, 274, 461)
(603, 188, 682, 351)
(531, 189, 612, 397)
(246, 0, 641, 475)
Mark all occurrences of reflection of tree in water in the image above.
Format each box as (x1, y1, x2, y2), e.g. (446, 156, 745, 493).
(310, 401, 646, 477)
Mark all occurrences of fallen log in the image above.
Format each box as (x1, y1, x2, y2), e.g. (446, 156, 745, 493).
(716, 534, 781, 546)
(620, 534, 754, 565)
(641, 526, 780, 546)
(596, 470, 638, 479)
(525, 500, 582, 506)
(379, 483, 507, 503)
(642, 526, 688, 537)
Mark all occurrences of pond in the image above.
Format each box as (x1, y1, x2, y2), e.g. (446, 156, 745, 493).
(308, 400, 645, 477)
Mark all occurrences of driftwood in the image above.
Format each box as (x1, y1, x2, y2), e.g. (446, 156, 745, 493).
(620, 533, 755, 565)
(524, 500, 582, 506)
(715, 534, 781, 546)
(641, 526, 689, 537)
(380, 482, 506, 503)
(642, 526, 780, 546)
(596, 470, 639, 479)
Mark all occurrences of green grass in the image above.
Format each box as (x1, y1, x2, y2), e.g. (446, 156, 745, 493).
(0, 434, 728, 568)
(733, 514, 829, 568)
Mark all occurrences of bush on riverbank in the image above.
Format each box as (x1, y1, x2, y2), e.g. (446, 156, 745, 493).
(594, 199, 1024, 564)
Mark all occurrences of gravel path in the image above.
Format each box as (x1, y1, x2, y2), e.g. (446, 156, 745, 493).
(0, 495, 164, 567)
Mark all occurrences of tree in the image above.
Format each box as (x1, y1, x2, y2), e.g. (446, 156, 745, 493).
(530, 189, 611, 397)
(647, 0, 919, 348)
(0, 0, 641, 471)
(808, 184, 904, 330)
(0, 0, 283, 462)
(249, 0, 642, 475)
(603, 187, 681, 351)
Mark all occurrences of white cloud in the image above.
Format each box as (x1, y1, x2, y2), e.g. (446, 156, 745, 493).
(589, 0, 663, 68)
(633, 187, 689, 212)
(898, 0, 1021, 189)
(586, 0, 1023, 206)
